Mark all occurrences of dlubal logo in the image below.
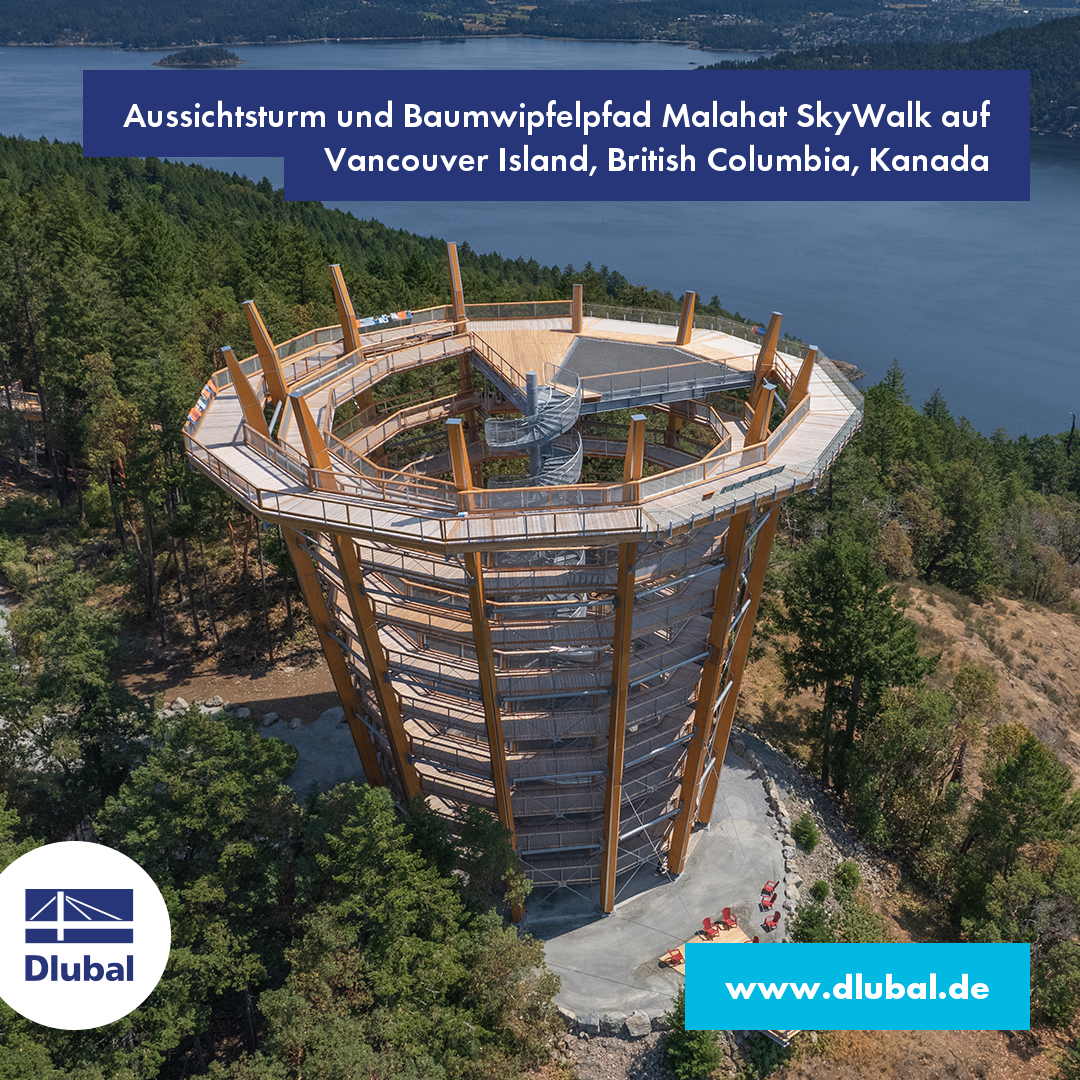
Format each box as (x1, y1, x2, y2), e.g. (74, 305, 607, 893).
(0, 842, 171, 1029)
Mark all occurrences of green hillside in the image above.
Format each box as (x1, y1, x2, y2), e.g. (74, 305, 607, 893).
(702, 13, 1080, 132)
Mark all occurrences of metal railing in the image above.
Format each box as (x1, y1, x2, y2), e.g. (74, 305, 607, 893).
(409, 305, 452, 325)
(333, 391, 479, 461)
(331, 380, 466, 441)
(310, 459, 458, 512)
(242, 423, 310, 484)
(191, 399, 856, 539)
(818, 355, 865, 410)
(464, 300, 570, 321)
(581, 417, 717, 460)
(325, 334, 475, 416)
(708, 392, 751, 422)
(485, 371, 582, 449)
(185, 434, 262, 503)
(583, 302, 813, 359)
(282, 344, 349, 384)
(206, 354, 261, 397)
(186, 299, 864, 542)
(466, 332, 533, 404)
(654, 399, 732, 441)
(487, 430, 583, 489)
(276, 325, 344, 361)
(577, 359, 752, 409)
(773, 355, 798, 393)
(765, 394, 812, 457)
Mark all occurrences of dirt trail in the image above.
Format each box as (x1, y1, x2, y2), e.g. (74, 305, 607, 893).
(117, 642, 338, 725)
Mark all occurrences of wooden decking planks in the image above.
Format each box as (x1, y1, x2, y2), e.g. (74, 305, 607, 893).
(662, 924, 753, 974)
(770, 414, 849, 465)
(215, 443, 305, 492)
(806, 366, 858, 414)
(470, 322, 576, 379)
(195, 393, 246, 446)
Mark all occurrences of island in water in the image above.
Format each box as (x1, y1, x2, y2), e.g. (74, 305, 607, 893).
(154, 46, 242, 68)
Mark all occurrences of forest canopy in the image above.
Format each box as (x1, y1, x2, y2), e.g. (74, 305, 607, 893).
(154, 46, 242, 67)
(6, 134, 1080, 1073)
(0, 0, 1050, 51)
(702, 13, 1080, 132)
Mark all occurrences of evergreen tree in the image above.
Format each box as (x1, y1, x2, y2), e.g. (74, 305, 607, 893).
(662, 988, 722, 1080)
(776, 533, 933, 788)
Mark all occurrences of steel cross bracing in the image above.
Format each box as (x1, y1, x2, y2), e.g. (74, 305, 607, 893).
(184, 252, 862, 911)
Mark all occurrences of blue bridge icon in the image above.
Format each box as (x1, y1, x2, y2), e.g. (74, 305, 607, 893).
(25, 889, 134, 944)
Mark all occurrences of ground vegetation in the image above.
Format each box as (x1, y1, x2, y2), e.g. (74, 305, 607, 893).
(7, 138, 1080, 1074)
(703, 13, 1080, 133)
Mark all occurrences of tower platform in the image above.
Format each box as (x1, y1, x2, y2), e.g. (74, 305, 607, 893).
(183, 247, 862, 911)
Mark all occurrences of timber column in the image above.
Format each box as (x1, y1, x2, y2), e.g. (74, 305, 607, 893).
(447, 242, 467, 332)
(290, 392, 420, 802)
(697, 509, 777, 824)
(667, 509, 752, 875)
(447, 418, 516, 848)
(598, 414, 647, 912)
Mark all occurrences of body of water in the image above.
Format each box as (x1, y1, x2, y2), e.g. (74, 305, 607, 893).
(2, 40, 1078, 437)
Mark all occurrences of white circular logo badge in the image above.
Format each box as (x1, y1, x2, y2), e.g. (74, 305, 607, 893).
(0, 841, 171, 1029)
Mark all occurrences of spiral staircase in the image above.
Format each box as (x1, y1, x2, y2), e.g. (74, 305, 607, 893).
(485, 370, 583, 488)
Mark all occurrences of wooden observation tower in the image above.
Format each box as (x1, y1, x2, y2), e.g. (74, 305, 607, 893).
(184, 245, 862, 912)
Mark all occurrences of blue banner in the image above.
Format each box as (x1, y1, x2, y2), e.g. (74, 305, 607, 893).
(685, 943, 1030, 1030)
(82, 69, 1030, 202)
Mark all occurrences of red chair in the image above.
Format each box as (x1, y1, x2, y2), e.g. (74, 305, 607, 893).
(762, 880, 779, 896)
(702, 917, 719, 939)
(721, 907, 738, 930)
(752, 936, 760, 943)
(665, 948, 685, 966)
(763, 912, 780, 932)
(761, 892, 776, 911)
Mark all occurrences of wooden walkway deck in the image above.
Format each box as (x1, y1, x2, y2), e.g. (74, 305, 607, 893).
(0, 384, 42, 420)
(466, 318, 575, 376)
(185, 311, 861, 553)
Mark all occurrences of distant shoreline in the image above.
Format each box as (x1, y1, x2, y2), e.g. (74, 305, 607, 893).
(0, 36, 776, 55)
